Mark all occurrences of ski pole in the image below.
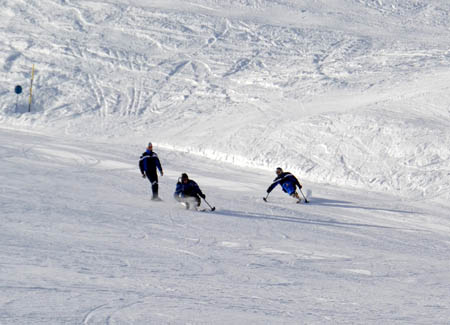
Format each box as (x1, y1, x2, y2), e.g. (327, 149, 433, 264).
(203, 198, 216, 211)
(299, 188, 309, 203)
(263, 192, 270, 202)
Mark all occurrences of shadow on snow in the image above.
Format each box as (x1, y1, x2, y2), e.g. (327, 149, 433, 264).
(309, 197, 418, 215)
(213, 196, 418, 231)
(215, 208, 396, 230)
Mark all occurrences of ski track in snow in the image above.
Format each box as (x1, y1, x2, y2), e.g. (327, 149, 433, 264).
(1, 0, 450, 323)
(1, 0, 450, 200)
(1, 128, 450, 323)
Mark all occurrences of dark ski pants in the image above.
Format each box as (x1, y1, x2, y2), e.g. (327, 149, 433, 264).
(146, 173, 159, 198)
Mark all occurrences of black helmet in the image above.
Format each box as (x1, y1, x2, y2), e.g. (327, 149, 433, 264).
(181, 173, 189, 180)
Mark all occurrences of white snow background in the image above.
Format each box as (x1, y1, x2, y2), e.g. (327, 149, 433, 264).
(1, 0, 450, 323)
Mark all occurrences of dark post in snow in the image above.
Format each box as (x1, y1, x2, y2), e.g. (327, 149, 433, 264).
(14, 85, 22, 113)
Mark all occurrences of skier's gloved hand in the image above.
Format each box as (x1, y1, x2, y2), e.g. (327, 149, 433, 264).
(299, 184, 303, 189)
(142, 173, 146, 178)
(160, 170, 164, 176)
(200, 194, 206, 199)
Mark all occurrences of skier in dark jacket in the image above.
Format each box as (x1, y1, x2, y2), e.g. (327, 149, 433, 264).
(267, 167, 303, 201)
(139, 142, 164, 201)
(174, 173, 205, 209)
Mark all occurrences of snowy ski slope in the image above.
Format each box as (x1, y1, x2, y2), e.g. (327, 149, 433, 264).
(1, 0, 450, 323)
(1, 128, 450, 323)
(1, 0, 450, 199)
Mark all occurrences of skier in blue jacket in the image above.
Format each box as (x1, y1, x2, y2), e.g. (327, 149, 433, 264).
(139, 142, 164, 201)
(266, 167, 303, 201)
(174, 173, 206, 209)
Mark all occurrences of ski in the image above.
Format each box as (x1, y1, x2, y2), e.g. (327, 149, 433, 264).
(179, 203, 214, 212)
(197, 208, 214, 212)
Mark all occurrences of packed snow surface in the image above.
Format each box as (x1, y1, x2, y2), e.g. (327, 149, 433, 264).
(1, 0, 450, 323)
(1, 0, 450, 199)
(1, 128, 450, 323)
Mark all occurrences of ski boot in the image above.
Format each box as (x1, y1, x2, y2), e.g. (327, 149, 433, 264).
(291, 192, 301, 203)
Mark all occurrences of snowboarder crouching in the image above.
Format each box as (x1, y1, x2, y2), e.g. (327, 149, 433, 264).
(174, 173, 206, 209)
(267, 167, 303, 202)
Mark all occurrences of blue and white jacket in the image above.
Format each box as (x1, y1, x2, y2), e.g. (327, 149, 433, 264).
(139, 150, 162, 175)
(267, 172, 302, 193)
(174, 179, 205, 198)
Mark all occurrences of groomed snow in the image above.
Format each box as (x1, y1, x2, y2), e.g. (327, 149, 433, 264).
(1, 128, 450, 323)
(1, 0, 450, 200)
(1, 0, 450, 323)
